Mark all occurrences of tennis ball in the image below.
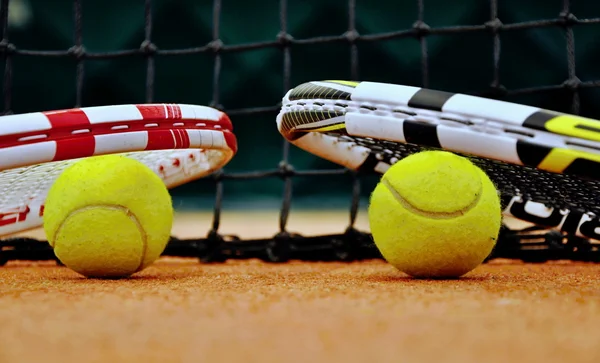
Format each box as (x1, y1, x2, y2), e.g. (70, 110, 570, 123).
(368, 150, 502, 278)
(43, 154, 173, 279)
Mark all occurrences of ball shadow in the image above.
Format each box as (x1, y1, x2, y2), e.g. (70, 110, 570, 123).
(47, 271, 198, 282)
(363, 273, 490, 284)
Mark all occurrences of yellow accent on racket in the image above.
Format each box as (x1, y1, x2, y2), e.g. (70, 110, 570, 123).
(324, 80, 360, 87)
(537, 148, 600, 173)
(312, 123, 347, 132)
(545, 115, 600, 142)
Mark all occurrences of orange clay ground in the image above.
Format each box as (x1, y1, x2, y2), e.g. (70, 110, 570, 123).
(1, 211, 600, 363)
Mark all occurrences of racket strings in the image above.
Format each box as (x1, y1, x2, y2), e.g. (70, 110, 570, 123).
(335, 134, 600, 216)
(0, 149, 223, 218)
(0, 161, 69, 210)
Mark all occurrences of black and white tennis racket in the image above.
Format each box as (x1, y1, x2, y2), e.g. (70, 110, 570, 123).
(277, 80, 600, 241)
(0, 103, 237, 237)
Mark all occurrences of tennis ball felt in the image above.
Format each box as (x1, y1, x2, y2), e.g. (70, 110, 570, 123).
(43, 154, 173, 279)
(368, 150, 502, 278)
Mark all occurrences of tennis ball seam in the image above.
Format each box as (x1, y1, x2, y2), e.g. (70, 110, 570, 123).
(52, 205, 149, 272)
(381, 178, 482, 219)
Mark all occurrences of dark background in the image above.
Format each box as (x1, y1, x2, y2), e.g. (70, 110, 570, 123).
(2, 0, 599, 210)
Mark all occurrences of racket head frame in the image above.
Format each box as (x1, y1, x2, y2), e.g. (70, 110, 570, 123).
(0, 103, 237, 237)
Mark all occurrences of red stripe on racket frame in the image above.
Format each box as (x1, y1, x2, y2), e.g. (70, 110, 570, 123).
(171, 128, 184, 148)
(44, 109, 91, 128)
(44, 109, 96, 161)
(53, 136, 96, 161)
(137, 105, 167, 120)
(223, 131, 238, 154)
(166, 104, 182, 119)
(218, 113, 233, 132)
(137, 104, 183, 120)
(175, 129, 190, 148)
(146, 130, 178, 150)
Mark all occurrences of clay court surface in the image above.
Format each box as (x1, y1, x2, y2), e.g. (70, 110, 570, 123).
(2, 211, 600, 363)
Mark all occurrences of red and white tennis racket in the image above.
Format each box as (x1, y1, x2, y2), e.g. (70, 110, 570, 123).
(277, 80, 600, 242)
(0, 103, 237, 237)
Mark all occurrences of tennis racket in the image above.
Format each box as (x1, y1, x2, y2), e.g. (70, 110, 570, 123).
(277, 80, 600, 242)
(0, 103, 237, 237)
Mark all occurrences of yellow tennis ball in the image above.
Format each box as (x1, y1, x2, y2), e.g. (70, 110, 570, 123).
(368, 150, 502, 278)
(43, 154, 173, 279)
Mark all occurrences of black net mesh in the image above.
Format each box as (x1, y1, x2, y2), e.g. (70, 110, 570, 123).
(1, 0, 600, 266)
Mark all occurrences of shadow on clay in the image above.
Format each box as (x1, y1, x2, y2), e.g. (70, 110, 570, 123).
(47, 271, 197, 282)
(363, 273, 490, 283)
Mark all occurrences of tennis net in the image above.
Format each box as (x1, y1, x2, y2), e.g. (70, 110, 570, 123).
(1, 0, 600, 265)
